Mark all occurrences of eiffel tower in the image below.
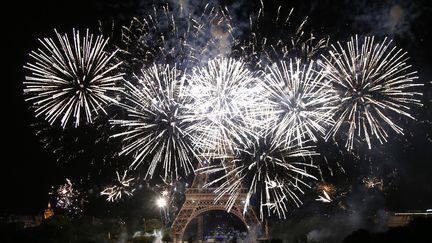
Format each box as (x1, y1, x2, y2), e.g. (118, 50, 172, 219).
(171, 164, 262, 242)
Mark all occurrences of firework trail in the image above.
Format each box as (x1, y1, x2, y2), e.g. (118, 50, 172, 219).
(24, 29, 123, 128)
(183, 57, 265, 159)
(111, 64, 200, 180)
(101, 170, 135, 202)
(200, 132, 318, 219)
(52, 178, 85, 215)
(320, 35, 422, 150)
(117, 3, 235, 75)
(262, 58, 337, 147)
(233, 6, 328, 69)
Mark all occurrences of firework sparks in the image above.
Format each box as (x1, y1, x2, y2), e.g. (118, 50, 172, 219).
(320, 35, 422, 150)
(362, 176, 384, 190)
(317, 182, 337, 194)
(263, 58, 337, 147)
(20, 2, 428, 226)
(52, 178, 84, 215)
(233, 6, 328, 69)
(30, 117, 120, 172)
(184, 57, 264, 158)
(316, 190, 332, 203)
(101, 170, 135, 202)
(200, 133, 318, 219)
(24, 29, 123, 128)
(117, 4, 235, 75)
(112, 64, 200, 180)
(315, 183, 336, 203)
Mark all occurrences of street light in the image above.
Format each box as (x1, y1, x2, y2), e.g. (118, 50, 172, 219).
(156, 197, 168, 225)
(156, 197, 167, 208)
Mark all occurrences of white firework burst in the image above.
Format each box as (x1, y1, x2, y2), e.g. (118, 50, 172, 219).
(200, 133, 318, 219)
(24, 29, 123, 128)
(184, 57, 265, 158)
(101, 170, 135, 202)
(112, 64, 200, 179)
(320, 35, 422, 150)
(263, 58, 337, 147)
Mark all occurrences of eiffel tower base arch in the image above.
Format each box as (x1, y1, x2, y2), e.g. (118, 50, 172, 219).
(171, 186, 261, 242)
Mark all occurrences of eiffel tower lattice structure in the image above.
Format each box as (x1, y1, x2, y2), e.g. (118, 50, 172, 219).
(171, 166, 262, 242)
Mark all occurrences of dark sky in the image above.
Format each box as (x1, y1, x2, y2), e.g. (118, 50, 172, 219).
(3, 0, 432, 217)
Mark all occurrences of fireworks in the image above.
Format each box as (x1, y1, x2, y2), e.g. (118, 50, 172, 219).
(201, 133, 318, 219)
(24, 29, 123, 128)
(263, 58, 337, 147)
(315, 183, 336, 203)
(118, 7, 193, 74)
(101, 170, 135, 202)
(316, 191, 332, 203)
(53, 178, 84, 215)
(117, 4, 234, 75)
(184, 57, 264, 158)
(233, 6, 329, 69)
(362, 176, 384, 190)
(111, 64, 200, 179)
(22, 2, 426, 222)
(30, 117, 120, 170)
(320, 35, 421, 150)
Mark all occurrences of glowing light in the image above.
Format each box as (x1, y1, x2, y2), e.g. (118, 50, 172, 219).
(157, 197, 167, 208)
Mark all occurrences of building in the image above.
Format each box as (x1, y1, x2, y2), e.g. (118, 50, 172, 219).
(1, 215, 43, 228)
(43, 201, 54, 220)
(388, 211, 432, 227)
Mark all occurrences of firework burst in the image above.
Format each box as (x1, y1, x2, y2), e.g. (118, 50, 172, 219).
(52, 178, 85, 215)
(24, 29, 123, 128)
(112, 64, 200, 180)
(263, 58, 337, 147)
(184, 57, 264, 158)
(200, 133, 318, 219)
(101, 170, 135, 202)
(320, 35, 422, 150)
(362, 176, 384, 190)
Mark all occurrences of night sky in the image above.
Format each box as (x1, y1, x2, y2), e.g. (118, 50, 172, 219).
(3, 0, 432, 222)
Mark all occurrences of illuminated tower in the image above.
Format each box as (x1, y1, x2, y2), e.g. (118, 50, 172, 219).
(43, 201, 54, 219)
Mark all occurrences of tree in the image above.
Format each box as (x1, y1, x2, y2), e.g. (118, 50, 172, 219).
(144, 218, 162, 234)
(162, 227, 172, 242)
